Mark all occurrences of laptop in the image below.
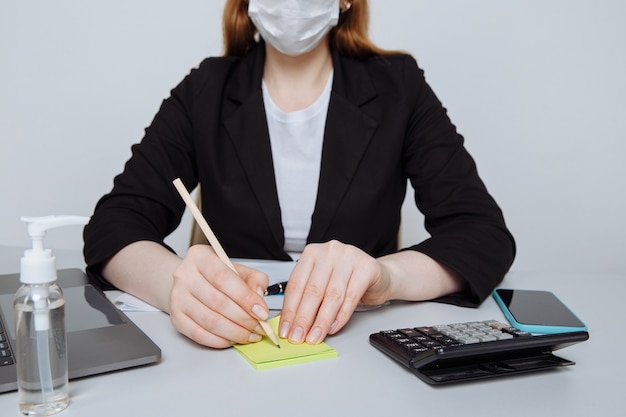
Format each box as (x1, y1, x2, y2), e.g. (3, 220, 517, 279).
(0, 268, 161, 393)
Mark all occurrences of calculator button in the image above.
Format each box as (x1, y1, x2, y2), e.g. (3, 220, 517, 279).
(403, 342, 426, 352)
(393, 338, 412, 346)
(415, 327, 438, 335)
(503, 328, 532, 337)
(476, 334, 497, 342)
(456, 336, 480, 344)
(399, 328, 423, 338)
(421, 340, 443, 349)
(432, 325, 452, 332)
(409, 346, 429, 354)
(485, 321, 509, 330)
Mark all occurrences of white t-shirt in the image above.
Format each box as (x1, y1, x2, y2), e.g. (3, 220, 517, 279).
(262, 72, 333, 256)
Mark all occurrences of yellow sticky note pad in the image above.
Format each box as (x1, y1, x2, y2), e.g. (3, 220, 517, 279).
(234, 316, 338, 370)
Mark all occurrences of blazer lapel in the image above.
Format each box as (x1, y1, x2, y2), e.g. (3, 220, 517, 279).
(309, 51, 380, 242)
(223, 46, 285, 250)
(222, 45, 382, 248)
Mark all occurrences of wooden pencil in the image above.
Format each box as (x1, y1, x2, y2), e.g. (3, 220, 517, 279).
(172, 178, 280, 348)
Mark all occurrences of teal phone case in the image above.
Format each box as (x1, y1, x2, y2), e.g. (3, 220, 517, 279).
(492, 289, 588, 334)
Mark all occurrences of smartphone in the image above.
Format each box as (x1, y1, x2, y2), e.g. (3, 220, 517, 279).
(492, 289, 587, 334)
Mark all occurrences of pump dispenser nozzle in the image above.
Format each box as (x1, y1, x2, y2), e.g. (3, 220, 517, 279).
(20, 215, 90, 285)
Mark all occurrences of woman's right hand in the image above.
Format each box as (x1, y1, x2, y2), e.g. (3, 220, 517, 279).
(169, 245, 271, 348)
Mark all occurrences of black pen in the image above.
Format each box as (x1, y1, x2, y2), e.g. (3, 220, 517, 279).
(264, 281, 288, 296)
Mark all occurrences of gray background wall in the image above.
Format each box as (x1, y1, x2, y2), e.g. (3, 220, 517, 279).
(1, 0, 624, 276)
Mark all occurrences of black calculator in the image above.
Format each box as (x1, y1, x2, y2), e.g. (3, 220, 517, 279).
(369, 320, 589, 384)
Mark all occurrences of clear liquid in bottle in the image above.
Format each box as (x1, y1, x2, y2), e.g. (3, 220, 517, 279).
(15, 285, 69, 416)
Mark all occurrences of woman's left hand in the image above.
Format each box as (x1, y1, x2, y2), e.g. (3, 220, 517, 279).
(278, 240, 392, 345)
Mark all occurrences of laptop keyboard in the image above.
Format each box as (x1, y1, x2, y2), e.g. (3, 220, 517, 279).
(0, 316, 15, 366)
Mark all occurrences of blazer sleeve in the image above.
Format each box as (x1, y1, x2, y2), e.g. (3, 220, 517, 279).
(399, 56, 516, 307)
(82, 60, 215, 287)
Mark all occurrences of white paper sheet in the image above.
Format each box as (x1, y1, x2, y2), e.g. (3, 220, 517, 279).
(112, 259, 296, 312)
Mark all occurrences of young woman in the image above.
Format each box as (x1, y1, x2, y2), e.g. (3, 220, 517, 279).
(84, 0, 515, 348)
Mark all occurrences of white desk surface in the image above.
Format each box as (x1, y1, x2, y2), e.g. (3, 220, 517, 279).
(0, 245, 622, 416)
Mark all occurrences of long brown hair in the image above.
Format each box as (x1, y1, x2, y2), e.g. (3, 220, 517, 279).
(222, 0, 395, 58)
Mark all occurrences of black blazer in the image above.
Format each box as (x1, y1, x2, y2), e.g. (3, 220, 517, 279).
(84, 43, 515, 306)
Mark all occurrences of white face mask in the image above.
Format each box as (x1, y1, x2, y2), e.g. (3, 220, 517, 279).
(248, 0, 340, 57)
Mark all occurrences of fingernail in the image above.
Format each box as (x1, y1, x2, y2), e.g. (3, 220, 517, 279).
(248, 333, 262, 343)
(254, 324, 265, 335)
(306, 327, 323, 345)
(252, 304, 269, 320)
(290, 326, 304, 344)
(257, 286, 264, 297)
(279, 321, 290, 339)
(329, 320, 339, 334)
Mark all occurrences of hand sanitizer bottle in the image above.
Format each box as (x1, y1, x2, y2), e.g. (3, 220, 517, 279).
(13, 215, 89, 416)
